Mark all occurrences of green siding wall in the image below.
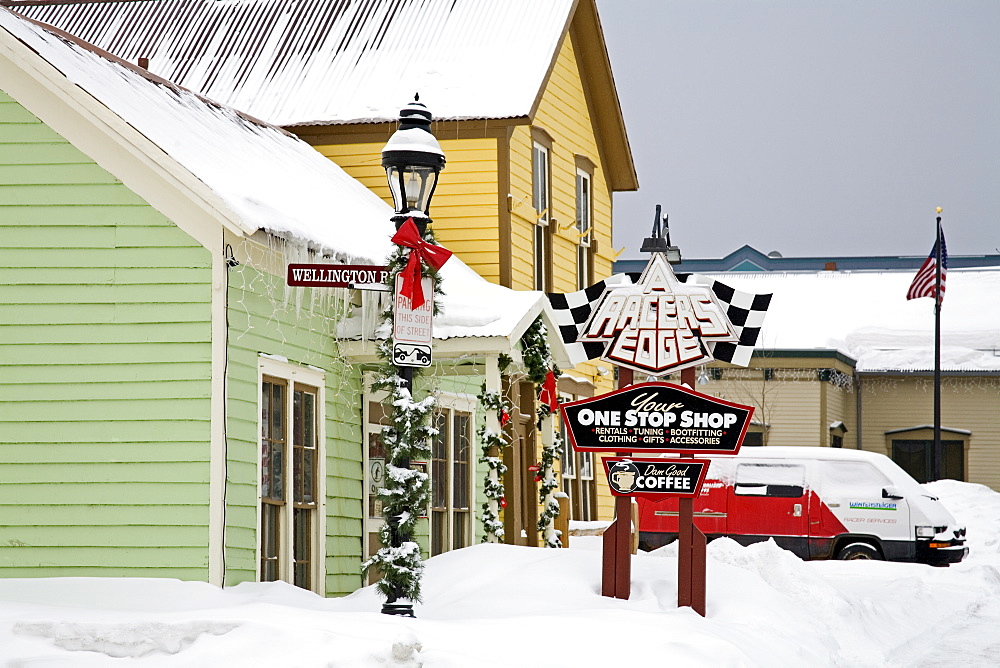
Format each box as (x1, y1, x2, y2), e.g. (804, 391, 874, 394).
(0, 89, 213, 578)
(224, 256, 365, 596)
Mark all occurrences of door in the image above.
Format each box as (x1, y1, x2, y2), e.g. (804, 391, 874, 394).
(728, 461, 809, 557)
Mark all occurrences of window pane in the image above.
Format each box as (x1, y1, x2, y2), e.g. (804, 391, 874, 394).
(431, 510, 447, 557)
(261, 503, 280, 582)
(293, 508, 311, 589)
(304, 393, 315, 447)
(453, 510, 468, 550)
(272, 384, 283, 436)
(272, 441, 284, 499)
(303, 449, 315, 504)
(942, 441, 964, 481)
(892, 440, 929, 483)
(261, 442, 271, 499)
(580, 452, 593, 480)
(453, 414, 470, 509)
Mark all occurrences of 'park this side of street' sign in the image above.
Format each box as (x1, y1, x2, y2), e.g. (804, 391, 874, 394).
(560, 382, 754, 455)
(393, 275, 433, 367)
(603, 457, 710, 499)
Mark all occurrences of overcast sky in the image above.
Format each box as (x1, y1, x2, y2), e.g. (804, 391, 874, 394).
(596, 0, 999, 261)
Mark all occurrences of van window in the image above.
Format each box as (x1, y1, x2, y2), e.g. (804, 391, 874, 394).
(818, 460, 890, 494)
(734, 463, 805, 498)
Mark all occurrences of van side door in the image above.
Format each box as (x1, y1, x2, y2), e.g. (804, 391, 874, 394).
(729, 462, 809, 558)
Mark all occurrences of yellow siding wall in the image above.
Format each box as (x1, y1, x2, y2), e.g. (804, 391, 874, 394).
(509, 31, 614, 294)
(860, 376, 1000, 491)
(316, 138, 501, 284)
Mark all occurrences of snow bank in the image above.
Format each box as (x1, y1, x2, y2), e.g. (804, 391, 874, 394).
(1, 482, 998, 666)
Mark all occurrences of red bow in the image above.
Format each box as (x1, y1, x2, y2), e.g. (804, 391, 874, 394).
(391, 218, 453, 309)
(539, 370, 558, 411)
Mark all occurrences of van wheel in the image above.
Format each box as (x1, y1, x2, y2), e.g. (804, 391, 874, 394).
(836, 542, 883, 561)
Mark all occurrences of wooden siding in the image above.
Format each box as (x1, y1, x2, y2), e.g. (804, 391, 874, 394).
(316, 138, 502, 284)
(860, 376, 1000, 491)
(222, 233, 365, 595)
(509, 30, 614, 293)
(0, 90, 213, 578)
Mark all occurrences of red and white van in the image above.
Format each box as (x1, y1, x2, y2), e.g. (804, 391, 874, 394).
(637, 447, 968, 565)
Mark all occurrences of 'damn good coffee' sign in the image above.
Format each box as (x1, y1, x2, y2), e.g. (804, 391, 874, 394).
(560, 382, 754, 455)
(603, 457, 710, 499)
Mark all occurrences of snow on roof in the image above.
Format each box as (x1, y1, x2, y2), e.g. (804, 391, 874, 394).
(0, 7, 555, 343)
(13, 0, 575, 126)
(707, 269, 1000, 373)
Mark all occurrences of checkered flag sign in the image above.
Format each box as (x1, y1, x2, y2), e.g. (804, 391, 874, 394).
(547, 272, 771, 368)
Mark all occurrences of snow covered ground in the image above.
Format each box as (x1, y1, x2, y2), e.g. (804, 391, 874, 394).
(1, 480, 998, 667)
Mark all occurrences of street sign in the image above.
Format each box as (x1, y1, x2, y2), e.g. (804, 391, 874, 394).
(560, 381, 754, 455)
(287, 263, 387, 287)
(393, 275, 433, 367)
(603, 457, 710, 499)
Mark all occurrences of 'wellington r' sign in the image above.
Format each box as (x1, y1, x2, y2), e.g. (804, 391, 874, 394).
(287, 263, 388, 288)
(560, 382, 754, 455)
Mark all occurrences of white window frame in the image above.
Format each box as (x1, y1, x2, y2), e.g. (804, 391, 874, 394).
(532, 141, 551, 291)
(257, 355, 326, 594)
(430, 392, 477, 556)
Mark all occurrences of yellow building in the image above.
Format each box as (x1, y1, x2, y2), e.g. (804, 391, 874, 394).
(21, 0, 640, 541)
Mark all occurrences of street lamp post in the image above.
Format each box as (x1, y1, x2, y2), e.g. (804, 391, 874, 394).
(376, 95, 446, 617)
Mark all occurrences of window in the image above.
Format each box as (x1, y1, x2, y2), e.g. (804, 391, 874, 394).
(260, 363, 323, 592)
(575, 169, 593, 290)
(431, 406, 474, 555)
(734, 463, 805, 498)
(559, 401, 596, 520)
(892, 439, 965, 483)
(532, 142, 551, 291)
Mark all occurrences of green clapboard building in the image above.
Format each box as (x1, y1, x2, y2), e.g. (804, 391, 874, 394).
(0, 8, 569, 595)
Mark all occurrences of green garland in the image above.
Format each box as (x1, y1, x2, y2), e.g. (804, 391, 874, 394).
(477, 359, 511, 542)
(361, 227, 443, 604)
(520, 317, 563, 548)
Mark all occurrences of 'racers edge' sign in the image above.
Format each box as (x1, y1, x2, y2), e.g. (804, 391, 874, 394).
(603, 457, 710, 499)
(560, 382, 754, 455)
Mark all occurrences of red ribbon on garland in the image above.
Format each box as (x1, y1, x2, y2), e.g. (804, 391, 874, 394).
(539, 370, 558, 411)
(390, 218, 453, 309)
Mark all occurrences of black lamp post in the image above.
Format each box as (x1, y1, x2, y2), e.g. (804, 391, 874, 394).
(382, 94, 446, 232)
(377, 95, 445, 617)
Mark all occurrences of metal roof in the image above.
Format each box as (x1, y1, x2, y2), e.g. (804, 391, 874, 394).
(9, 0, 576, 126)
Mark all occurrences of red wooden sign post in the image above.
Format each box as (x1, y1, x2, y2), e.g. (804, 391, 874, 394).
(559, 370, 754, 616)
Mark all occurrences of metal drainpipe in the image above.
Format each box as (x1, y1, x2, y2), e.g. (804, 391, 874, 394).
(855, 371, 863, 450)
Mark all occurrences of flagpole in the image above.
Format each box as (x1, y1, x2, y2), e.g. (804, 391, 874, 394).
(933, 209, 942, 480)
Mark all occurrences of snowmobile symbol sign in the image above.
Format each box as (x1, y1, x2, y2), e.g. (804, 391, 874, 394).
(560, 382, 754, 455)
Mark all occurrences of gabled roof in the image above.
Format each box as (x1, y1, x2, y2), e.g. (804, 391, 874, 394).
(8, 0, 637, 190)
(0, 6, 573, 359)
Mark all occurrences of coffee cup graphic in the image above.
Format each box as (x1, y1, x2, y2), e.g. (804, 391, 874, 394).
(609, 462, 640, 493)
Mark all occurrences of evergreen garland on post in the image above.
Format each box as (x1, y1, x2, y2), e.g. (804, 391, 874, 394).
(362, 227, 444, 604)
(520, 317, 563, 548)
(477, 356, 511, 543)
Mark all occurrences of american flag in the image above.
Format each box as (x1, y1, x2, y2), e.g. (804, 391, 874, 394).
(906, 232, 948, 302)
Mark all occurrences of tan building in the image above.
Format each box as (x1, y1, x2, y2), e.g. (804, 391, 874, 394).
(687, 268, 1000, 492)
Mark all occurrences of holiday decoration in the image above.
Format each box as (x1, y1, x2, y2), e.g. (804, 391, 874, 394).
(478, 384, 511, 543)
(520, 317, 563, 548)
(363, 221, 448, 606)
